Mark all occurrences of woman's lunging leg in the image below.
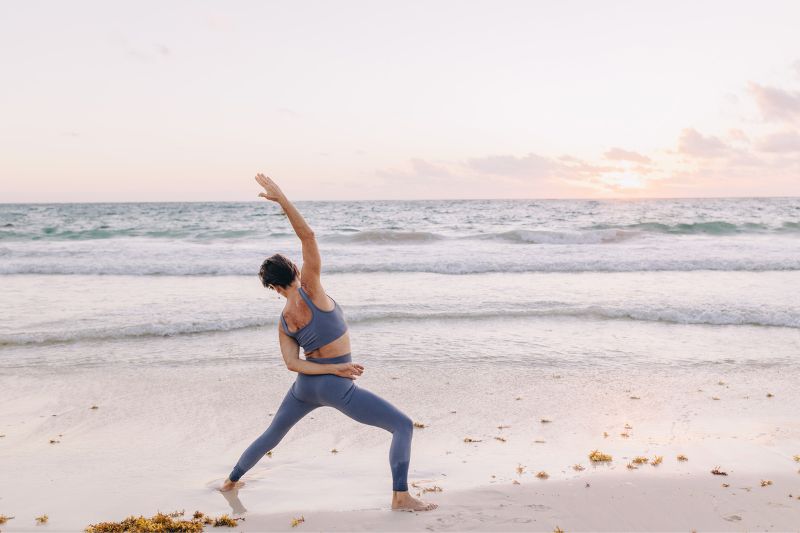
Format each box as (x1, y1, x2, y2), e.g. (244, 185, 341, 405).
(229, 386, 317, 482)
(334, 386, 413, 491)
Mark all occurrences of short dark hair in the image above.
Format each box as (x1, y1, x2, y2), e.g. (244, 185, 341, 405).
(258, 253, 299, 289)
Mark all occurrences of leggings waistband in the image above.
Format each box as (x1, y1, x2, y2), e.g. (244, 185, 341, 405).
(304, 353, 351, 364)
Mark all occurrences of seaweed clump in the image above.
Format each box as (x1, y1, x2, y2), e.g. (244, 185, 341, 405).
(588, 450, 612, 462)
(85, 511, 242, 532)
(213, 515, 238, 527)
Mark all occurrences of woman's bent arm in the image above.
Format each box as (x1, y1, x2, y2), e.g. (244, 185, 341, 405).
(278, 325, 363, 379)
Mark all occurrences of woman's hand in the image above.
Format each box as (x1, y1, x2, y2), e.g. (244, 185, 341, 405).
(332, 362, 365, 380)
(255, 173, 286, 203)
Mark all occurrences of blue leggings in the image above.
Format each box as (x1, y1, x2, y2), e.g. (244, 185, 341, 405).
(229, 354, 413, 491)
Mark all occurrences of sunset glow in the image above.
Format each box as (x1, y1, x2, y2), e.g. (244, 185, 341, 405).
(1, 0, 799, 202)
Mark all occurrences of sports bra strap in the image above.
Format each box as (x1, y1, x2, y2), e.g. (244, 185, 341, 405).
(297, 286, 316, 311)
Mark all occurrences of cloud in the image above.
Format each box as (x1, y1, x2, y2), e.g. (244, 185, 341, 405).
(466, 152, 555, 179)
(276, 108, 300, 118)
(756, 130, 800, 153)
(603, 147, 651, 164)
(728, 128, 749, 142)
(376, 158, 455, 182)
(124, 42, 173, 63)
(408, 158, 452, 178)
(748, 82, 800, 122)
(677, 128, 728, 158)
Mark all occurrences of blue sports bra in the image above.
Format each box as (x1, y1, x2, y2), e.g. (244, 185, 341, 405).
(281, 286, 348, 353)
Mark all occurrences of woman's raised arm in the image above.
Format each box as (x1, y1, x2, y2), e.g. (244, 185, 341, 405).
(255, 173, 322, 287)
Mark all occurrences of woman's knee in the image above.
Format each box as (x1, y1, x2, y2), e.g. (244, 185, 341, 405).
(394, 412, 413, 435)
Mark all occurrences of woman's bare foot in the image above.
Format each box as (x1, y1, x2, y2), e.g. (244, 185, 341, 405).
(391, 490, 438, 511)
(219, 478, 245, 492)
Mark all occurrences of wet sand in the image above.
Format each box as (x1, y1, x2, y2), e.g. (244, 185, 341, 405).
(2, 349, 799, 532)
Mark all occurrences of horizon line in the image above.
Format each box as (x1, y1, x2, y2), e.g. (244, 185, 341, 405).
(2, 194, 799, 205)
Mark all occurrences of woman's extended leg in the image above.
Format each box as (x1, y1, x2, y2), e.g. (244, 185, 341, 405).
(227, 386, 318, 483)
(332, 384, 435, 510)
(335, 385, 413, 491)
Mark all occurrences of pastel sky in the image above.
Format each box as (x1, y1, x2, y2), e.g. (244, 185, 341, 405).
(1, 0, 799, 202)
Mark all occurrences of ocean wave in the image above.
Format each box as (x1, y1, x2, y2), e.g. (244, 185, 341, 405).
(2, 304, 797, 347)
(0, 228, 268, 241)
(325, 230, 444, 244)
(5, 220, 799, 244)
(2, 256, 799, 275)
(0, 316, 270, 347)
(471, 228, 636, 244)
(588, 221, 800, 235)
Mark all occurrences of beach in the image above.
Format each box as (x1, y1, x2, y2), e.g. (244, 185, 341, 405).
(1, 199, 800, 531)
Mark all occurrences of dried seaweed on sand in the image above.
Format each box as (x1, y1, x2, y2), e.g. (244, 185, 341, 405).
(588, 450, 612, 462)
(84, 512, 241, 532)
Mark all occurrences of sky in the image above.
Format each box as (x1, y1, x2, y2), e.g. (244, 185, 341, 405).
(1, 0, 799, 202)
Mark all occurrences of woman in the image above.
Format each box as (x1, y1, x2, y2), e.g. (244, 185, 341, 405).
(220, 174, 437, 512)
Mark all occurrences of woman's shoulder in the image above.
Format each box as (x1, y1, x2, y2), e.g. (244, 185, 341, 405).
(300, 282, 335, 312)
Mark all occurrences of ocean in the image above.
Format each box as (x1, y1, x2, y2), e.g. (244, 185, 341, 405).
(1, 198, 799, 368)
